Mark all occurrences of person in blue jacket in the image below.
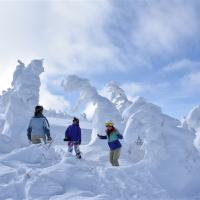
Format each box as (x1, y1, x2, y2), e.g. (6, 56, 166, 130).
(27, 105, 52, 144)
(64, 117, 81, 159)
(97, 121, 123, 166)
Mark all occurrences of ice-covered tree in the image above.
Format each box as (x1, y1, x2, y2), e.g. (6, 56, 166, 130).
(62, 75, 122, 145)
(182, 105, 200, 132)
(101, 81, 132, 114)
(0, 89, 12, 133)
(182, 105, 200, 150)
(123, 97, 200, 198)
(122, 96, 146, 123)
(2, 59, 44, 146)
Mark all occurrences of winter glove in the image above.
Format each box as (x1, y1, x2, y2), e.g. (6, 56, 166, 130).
(78, 140, 81, 145)
(117, 134, 123, 139)
(27, 132, 31, 141)
(97, 134, 107, 139)
(63, 137, 68, 141)
(47, 136, 52, 141)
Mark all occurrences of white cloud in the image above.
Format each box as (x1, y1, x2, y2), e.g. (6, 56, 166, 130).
(180, 71, 200, 95)
(0, 0, 200, 119)
(0, 66, 13, 92)
(0, 1, 45, 91)
(41, 0, 123, 76)
(163, 59, 200, 72)
(0, 0, 127, 91)
(1, 0, 199, 83)
(121, 82, 150, 97)
(39, 84, 70, 112)
(132, 0, 200, 55)
(121, 81, 171, 101)
(0, 0, 121, 95)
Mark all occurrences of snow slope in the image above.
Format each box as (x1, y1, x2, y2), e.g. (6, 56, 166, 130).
(0, 118, 170, 200)
(0, 115, 199, 200)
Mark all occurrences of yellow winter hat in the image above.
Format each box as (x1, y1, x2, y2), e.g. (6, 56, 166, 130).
(105, 121, 114, 127)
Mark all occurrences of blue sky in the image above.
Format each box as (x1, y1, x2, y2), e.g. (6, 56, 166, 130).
(0, 0, 200, 118)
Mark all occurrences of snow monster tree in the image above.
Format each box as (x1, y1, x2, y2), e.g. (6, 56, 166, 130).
(2, 60, 44, 146)
(62, 75, 122, 146)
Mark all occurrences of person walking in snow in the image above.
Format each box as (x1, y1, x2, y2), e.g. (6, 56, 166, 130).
(27, 105, 52, 144)
(64, 117, 82, 159)
(97, 121, 123, 166)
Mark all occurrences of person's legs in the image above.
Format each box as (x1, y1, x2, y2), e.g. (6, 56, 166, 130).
(112, 148, 121, 166)
(109, 150, 114, 166)
(68, 141, 74, 153)
(31, 136, 42, 144)
(74, 142, 81, 159)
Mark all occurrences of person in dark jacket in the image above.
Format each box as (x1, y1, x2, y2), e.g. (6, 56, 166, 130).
(64, 117, 82, 159)
(97, 121, 123, 166)
(27, 105, 52, 144)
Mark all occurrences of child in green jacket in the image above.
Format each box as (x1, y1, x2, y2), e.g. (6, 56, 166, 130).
(98, 121, 123, 166)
